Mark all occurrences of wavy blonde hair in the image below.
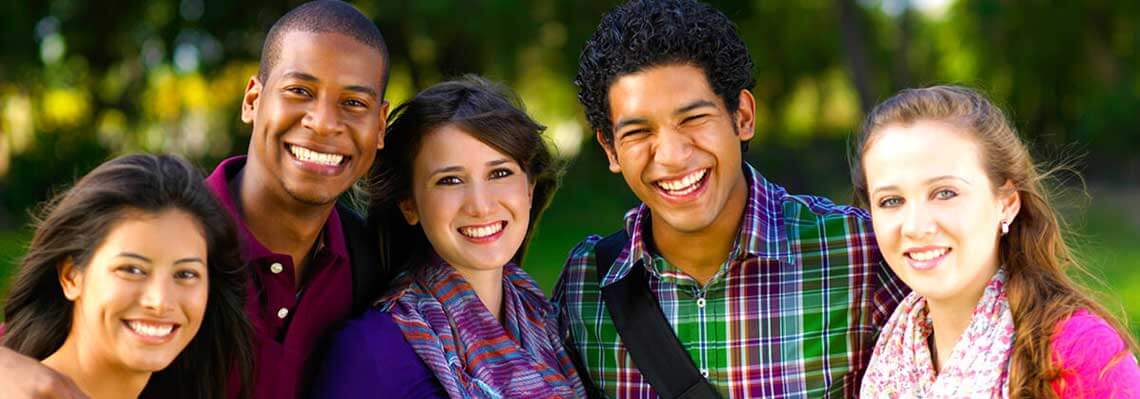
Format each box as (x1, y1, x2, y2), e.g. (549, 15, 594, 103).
(852, 85, 1138, 398)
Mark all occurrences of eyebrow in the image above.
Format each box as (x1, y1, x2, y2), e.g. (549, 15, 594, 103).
(428, 159, 512, 177)
(281, 71, 379, 99)
(870, 175, 972, 195)
(612, 99, 719, 134)
(116, 252, 204, 266)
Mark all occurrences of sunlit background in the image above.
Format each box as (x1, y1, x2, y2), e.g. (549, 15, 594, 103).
(1, 0, 1138, 337)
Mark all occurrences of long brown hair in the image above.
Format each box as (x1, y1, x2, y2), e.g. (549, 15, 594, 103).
(852, 85, 1138, 398)
(2, 154, 253, 399)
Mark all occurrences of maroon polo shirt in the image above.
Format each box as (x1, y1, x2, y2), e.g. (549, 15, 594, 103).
(205, 156, 352, 399)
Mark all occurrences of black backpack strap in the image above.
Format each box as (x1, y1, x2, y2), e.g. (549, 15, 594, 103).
(596, 230, 721, 399)
(337, 203, 383, 316)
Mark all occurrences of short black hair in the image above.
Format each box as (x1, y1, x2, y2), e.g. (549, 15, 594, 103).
(258, 0, 390, 92)
(575, 0, 755, 145)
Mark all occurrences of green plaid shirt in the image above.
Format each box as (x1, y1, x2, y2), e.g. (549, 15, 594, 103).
(552, 163, 908, 398)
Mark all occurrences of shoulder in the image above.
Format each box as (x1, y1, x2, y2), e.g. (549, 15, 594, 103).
(1052, 309, 1140, 397)
(312, 310, 440, 397)
(780, 191, 872, 229)
(552, 234, 604, 302)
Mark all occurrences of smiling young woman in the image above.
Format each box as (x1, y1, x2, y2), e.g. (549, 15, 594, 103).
(309, 76, 582, 399)
(2, 154, 252, 399)
(854, 86, 1140, 398)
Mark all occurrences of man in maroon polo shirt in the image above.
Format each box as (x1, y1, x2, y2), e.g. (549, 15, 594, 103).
(207, 1, 390, 398)
(0, 2, 391, 398)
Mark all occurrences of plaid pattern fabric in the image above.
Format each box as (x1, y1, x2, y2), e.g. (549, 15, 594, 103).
(552, 163, 909, 398)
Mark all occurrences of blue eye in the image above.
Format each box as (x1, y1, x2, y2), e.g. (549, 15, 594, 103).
(934, 189, 958, 200)
(878, 197, 903, 208)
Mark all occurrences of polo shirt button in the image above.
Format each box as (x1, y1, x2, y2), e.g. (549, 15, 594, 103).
(277, 307, 289, 319)
(696, 298, 706, 308)
(700, 368, 709, 378)
(270, 262, 284, 274)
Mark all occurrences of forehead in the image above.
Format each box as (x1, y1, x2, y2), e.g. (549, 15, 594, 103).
(863, 120, 990, 189)
(414, 125, 511, 169)
(95, 210, 207, 254)
(269, 30, 385, 89)
(607, 64, 719, 121)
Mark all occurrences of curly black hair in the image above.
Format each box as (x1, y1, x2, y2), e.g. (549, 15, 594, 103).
(575, 0, 755, 146)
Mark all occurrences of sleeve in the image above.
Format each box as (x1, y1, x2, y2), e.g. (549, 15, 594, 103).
(309, 312, 446, 399)
(1051, 311, 1140, 398)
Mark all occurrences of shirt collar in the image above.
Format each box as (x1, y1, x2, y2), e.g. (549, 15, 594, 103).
(601, 162, 789, 287)
(204, 155, 348, 266)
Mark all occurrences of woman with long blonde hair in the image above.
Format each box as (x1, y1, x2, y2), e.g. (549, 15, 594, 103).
(854, 85, 1140, 398)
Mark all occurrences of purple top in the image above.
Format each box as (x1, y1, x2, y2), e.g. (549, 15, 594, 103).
(310, 310, 447, 398)
(1051, 309, 1140, 398)
(206, 156, 353, 399)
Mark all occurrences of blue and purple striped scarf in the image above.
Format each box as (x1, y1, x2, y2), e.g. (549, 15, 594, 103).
(384, 258, 584, 399)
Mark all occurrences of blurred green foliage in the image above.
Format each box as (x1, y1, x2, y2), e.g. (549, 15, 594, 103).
(0, 0, 1138, 333)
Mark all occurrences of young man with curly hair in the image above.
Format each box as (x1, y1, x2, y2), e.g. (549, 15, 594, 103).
(553, 1, 909, 397)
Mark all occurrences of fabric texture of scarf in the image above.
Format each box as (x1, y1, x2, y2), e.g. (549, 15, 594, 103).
(861, 269, 1014, 398)
(385, 257, 584, 399)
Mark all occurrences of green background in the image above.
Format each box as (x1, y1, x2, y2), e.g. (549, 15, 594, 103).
(1, 0, 1137, 338)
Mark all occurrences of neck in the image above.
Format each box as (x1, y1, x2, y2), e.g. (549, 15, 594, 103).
(925, 291, 987, 373)
(651, 171, 748, 286)
(239, 165, 333, 285)
(42, 331, 151, 399)
(452, 265, 505, 322)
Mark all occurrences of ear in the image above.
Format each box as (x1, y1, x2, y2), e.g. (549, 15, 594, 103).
(596, 130, 621, 174)
(734, 89, 757, 142)
(241, 75, 262, 124)
(398, 197, 419, 225)
(59, 257, 83, 301)
(998, 180, 1021, 225)
(375, 100, 390, 150)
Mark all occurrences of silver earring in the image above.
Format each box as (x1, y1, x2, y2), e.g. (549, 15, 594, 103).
(1000, 220, 1010, 236)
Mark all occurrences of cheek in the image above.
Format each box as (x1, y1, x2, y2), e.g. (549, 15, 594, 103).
(183, 284, 209, 324)
(869, 212, 900, 248)
(416, 191, 461, 233)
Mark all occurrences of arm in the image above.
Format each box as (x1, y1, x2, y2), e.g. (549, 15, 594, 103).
(0, 346, 89, 399)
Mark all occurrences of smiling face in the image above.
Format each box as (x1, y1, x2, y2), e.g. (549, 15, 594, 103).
(399, 124, 534, 274)
(241, 30, 389, 206)
(601, 64, 755, 235)
(863, 120, 1019, 304)
(60, 209, 209, 373)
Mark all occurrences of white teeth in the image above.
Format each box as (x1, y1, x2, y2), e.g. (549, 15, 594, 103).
(656, 169, 707, 194)
(459, 222, 504, 238)
(908, 248, 948, 261)
(289, 145, 345, 166)
(127, 321, 174, 337)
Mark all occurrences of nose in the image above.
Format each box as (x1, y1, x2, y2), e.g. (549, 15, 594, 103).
(900, 201, 936, 240)
(302, 95, 344, 135)
(652, 127, 693, 168)
(139, 275, 175, 315)
(461, 181, 494, 218)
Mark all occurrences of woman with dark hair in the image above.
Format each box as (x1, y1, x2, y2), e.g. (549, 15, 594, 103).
(2, 154, 253, 399)
(311, 76, 582, 398)
(853, 85, 1140, 398)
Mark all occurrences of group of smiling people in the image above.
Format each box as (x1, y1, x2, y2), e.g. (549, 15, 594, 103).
(2, 0, 1139, 398)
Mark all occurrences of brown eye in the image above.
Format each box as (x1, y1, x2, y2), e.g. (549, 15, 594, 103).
(436, 176, 462, 186)
(489, 168, 513, 179)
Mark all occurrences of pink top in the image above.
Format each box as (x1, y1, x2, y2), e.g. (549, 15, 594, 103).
(1052, 309, 1140, 398)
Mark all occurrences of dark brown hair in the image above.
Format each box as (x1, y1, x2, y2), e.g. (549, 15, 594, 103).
(852, 85, 1138, 398)
(367, 75, 561, 279)
(2, 154, 253, 399)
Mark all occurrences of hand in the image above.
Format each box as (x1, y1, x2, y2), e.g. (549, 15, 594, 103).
(0, 346, 89, 399)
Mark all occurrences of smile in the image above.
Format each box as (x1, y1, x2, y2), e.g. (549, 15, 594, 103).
(286, 143, 348, 166)
(903, 246, 951, 270)
(654, 169, 709, 197)
(123, 320, 179, 341)
(458, 221, 506, 241)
